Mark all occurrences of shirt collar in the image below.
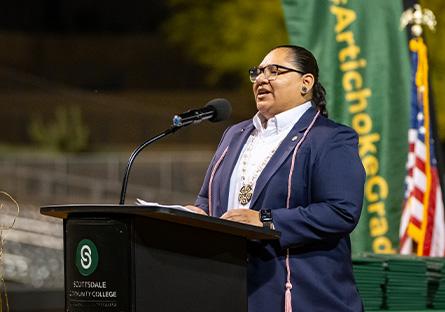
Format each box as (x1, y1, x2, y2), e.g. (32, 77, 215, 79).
(252, 101, 312, 135)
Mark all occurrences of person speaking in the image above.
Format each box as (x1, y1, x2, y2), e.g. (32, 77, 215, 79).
(187, 45, 366, 312)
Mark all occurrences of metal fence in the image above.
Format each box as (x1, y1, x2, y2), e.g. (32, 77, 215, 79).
(0, 150, 213, 206)
(0, 150, 213, 292)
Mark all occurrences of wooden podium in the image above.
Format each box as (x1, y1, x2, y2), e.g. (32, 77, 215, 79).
(40, 205, 280, 312)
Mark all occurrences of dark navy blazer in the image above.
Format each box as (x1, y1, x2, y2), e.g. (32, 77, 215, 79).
(195, 107, 366, 312)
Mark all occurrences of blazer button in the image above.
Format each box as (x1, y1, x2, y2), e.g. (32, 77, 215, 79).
(291, 135, 298, 141)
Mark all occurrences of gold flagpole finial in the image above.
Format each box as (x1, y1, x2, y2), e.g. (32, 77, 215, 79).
(400, 4, 437, 37)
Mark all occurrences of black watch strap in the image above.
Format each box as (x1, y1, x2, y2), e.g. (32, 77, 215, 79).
(259, 209, 274, 229)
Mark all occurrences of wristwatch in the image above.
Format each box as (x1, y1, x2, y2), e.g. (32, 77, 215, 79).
(259, 209, 274, 230)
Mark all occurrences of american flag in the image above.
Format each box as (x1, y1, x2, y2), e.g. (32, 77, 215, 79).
(399, 37, 445, 257)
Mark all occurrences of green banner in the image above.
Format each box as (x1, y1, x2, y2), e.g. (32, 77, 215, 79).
(281, 0, 411, 253)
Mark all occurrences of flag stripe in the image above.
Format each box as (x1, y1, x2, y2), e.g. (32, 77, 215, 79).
(412, 186, 424, 204)
(415, 157, 426, 172)
(423, 168, 438, 255)
(412, 167, 426, 192)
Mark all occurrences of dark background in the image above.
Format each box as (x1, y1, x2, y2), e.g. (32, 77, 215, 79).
(0, 0, 257, 150)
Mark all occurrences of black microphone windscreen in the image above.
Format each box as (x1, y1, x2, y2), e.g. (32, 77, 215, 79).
(206, 98, 232, 122)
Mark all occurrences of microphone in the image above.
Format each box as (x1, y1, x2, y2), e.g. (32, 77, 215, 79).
(119, 98, 232, 205)
(172, 98, 232, 127)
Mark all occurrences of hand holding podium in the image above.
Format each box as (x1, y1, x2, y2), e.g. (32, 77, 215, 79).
(184, 204, 263, 227)
(184, 204, 208, 215)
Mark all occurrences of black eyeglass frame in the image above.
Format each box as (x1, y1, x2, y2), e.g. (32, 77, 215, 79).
(248, 64, 305, 83)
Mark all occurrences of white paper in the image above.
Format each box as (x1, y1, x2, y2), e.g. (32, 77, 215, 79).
(136, 198, 195, 213)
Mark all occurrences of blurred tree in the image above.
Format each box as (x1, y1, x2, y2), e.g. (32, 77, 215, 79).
(420, 0, 445, 139)
(163, 0, 288, 86)
(164, 1, 444, 139)
(29, 106, 90, 153)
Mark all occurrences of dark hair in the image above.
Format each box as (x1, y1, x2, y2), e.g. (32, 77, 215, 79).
(272, 45, 328, 117)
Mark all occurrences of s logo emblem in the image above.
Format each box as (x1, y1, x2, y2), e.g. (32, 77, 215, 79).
(76, 239, 98, 276)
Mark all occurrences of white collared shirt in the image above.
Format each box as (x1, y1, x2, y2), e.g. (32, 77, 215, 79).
(227, 101, 312, 210)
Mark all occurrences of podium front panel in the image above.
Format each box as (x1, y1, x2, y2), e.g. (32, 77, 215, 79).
(65, 217, 132, 312)
(40, 205, 275, 312)
(133, 216, 247, 312)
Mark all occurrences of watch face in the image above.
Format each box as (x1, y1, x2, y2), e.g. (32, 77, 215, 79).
(260, 209, 273, 222)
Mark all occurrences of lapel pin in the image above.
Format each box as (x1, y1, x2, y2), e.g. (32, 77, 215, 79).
(291, 135, 298, 142)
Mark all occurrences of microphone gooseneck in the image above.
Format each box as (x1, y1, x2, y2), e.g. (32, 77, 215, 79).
(119, 126, 178, 205)
(119, 98, 232, 205)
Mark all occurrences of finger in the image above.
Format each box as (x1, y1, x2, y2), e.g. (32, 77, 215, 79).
(185, 205, 208, 215)
(224, 215, 250, 223)
(221, 211, 237, 219)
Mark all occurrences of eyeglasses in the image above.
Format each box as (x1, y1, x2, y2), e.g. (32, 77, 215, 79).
(248, 64, 305, 83)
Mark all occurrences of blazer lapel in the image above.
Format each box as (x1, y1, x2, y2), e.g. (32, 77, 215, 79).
(217, 123, 255, 212)
(249, 107, 318, 209)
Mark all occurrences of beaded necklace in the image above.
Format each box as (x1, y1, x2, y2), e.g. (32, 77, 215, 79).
(238, 134, 281, 205)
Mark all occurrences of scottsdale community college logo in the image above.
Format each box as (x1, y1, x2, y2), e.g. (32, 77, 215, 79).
(76, 239, 99, 276)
